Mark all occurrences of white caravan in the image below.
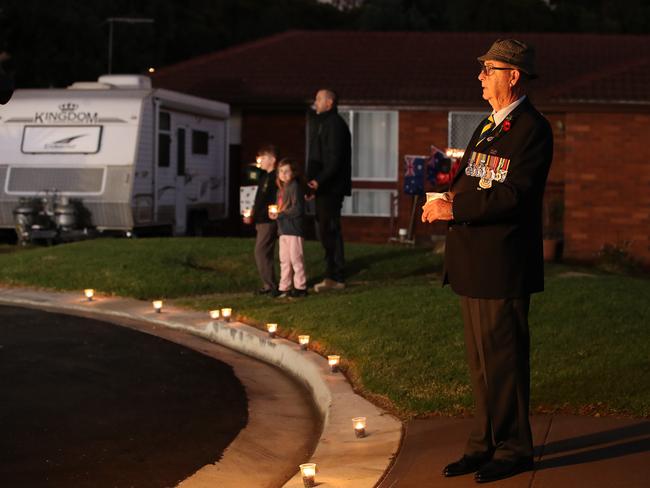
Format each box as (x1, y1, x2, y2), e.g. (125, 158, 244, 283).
(0, 75, 229, 241)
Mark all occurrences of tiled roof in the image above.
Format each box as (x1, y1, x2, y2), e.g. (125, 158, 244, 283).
(152, 31, 650, 107)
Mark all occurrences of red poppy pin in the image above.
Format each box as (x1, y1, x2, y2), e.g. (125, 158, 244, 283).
(503, 120, 511, 132)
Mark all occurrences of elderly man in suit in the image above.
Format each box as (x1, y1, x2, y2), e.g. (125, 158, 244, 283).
(422, 39, 553, 483)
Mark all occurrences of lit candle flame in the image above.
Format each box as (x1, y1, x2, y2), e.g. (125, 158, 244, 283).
(221, 308, 232, 321)
(267, 323, 278, 337)
(352, 416, 367, 437)
(328, 355, 340, 372)
(299, 463, 317, 485)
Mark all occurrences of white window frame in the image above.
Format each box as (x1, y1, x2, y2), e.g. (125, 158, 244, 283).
(341, 188, 398, 218)
(448, 111, 489, 149)
(339, 107, 399, 183)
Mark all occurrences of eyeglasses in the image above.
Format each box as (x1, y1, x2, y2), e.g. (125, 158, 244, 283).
(479, 63, 515, 76)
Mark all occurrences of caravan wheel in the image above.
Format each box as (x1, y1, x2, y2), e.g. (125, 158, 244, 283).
(186, 212, 208, 237)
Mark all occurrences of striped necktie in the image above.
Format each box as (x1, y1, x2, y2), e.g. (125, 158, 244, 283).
(476, 114, 495, 146)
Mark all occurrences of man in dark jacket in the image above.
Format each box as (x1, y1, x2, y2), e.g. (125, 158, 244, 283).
(422, 39, 553, 483)
(0, 52, 14, 105)
(307, 89, 352, 292)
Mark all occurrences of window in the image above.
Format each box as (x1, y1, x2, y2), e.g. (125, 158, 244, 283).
(158, 111, 171, 167)
(339, 109, 398, 181)
(159, 111, 170, 131)
(158, 134, 170, 167)
(192, 130, 209, 155)
(342, 189, 397, 217)
(448, 111, 489, 149)
(177, 128, 186, 176)
(22, 126, 103, 154)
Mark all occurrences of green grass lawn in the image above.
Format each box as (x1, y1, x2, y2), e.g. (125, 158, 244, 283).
(0, 237, 648, 419)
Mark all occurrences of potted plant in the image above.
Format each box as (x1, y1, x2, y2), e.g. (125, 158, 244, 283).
(543, 196, 564, 262)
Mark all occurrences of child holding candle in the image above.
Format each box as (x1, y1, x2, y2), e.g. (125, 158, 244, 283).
(270, 158, 308, 298)
(250, 145, 279, 295)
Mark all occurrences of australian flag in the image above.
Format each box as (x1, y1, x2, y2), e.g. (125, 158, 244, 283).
(426, 145, 459, 188)
(403, 155, 426, 195)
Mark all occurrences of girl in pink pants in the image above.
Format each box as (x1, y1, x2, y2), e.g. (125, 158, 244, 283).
(270, 158, 307, 298)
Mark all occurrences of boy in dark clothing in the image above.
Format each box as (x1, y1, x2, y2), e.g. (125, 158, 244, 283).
(250, 145, 279, 295)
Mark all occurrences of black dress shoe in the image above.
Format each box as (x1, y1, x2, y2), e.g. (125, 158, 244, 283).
(474, 458, 534, 483)
(443, 455, 491, 477)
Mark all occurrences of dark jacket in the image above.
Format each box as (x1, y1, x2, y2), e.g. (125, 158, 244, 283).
(252, 170, 278, 224)
(444, 98, 553, 299)
(307, 107, 352, 196)
(277, 180, 305, 237)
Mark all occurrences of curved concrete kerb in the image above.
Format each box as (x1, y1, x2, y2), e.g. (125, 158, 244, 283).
(203, 318, 402, 488)
(0, 287, 402, 488)
(204, 320, 332, 422)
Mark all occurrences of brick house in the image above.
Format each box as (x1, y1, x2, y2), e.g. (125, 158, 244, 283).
(153, 31, 650, 265)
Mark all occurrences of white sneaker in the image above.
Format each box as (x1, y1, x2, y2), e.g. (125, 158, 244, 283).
(314, 278, 346, 293)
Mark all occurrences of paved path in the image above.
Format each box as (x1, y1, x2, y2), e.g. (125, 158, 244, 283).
(378, 415, 650, 487)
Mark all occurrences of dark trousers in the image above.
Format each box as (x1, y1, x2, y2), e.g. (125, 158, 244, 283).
(460, 295, 533, 461)
(255, 222, 277, 290)
(315, 193, 345, 283)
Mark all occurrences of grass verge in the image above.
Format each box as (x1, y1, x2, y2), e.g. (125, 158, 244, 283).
(0, 238, 648, 418)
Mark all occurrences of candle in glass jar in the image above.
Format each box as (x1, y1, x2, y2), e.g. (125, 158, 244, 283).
(299, 463, 317, 487)
(352, 417, 367, 438)
(328, 355, 340, 373)
(221, 308, 232, 322)
(266, 323, 278, 338)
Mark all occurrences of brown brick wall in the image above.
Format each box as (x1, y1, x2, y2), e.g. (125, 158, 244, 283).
(340, 110, 452, 244)
(241, 110, 307, 169)
(564, 112, 650, 264)
(397, 110, 449, 242)
(237, 107, 650, 267)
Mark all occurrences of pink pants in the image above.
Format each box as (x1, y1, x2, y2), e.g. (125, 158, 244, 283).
(279, 235, 307, 291)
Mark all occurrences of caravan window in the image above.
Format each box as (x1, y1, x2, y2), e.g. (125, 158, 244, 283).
(177, 128, 186, 176)
(158, 111, 171, 167)
(192, 130, 209, 155)
(21, 125, 102, 154)
(158, 133, 170, 167)
(159, 111, 171, 131)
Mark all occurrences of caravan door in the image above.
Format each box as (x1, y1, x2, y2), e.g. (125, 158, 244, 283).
(174, 127, 187, 235)
(157, 111, 187, 236)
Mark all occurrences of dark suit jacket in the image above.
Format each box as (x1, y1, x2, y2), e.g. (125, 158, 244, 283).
(307, 108, 352, 196)
(444, 97, 553, 299)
